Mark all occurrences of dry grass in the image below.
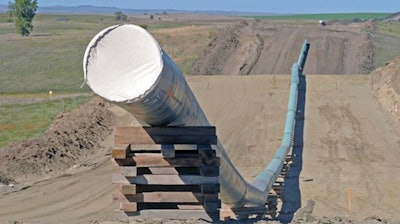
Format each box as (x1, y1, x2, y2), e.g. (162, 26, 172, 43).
(369, 22, 400, 68)
(151, 25, 217, 74)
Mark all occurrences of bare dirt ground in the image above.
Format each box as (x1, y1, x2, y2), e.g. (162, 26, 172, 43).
(191, 19, 374, 75)
(301, 74, 400, 221)
(1, 16, 400, 223)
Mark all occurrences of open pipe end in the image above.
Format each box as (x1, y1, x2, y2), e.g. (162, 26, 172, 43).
(83, 24, 163, 102)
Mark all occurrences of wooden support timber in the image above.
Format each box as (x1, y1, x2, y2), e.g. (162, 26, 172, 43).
(112, 126, 220, 222)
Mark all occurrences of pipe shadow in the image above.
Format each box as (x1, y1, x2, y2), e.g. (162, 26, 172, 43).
(277, 74, 307, 223)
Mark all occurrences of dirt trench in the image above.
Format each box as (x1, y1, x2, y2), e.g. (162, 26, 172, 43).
(191, 19, 375, 75)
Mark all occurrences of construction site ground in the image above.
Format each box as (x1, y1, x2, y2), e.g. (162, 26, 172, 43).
(1, 15, 400, 223)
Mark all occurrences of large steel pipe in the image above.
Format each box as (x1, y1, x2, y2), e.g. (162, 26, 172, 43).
(83, 24, 266, 208)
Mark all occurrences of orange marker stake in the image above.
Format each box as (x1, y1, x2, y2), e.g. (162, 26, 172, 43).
(347, 187, 352, 213)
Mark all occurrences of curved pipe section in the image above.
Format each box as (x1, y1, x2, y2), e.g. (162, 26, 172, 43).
(253, 40, 309, 193)
(83, 24, 266, 208)
(83, 24, 309, 208)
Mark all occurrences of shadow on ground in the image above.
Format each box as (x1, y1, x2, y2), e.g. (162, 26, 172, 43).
(278, 74, 307, 223)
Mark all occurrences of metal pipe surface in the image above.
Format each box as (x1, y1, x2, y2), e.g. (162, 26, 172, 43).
(83, 24, 309, 209)
(83, 24, 266, 208)
(253, 40, 309, 194)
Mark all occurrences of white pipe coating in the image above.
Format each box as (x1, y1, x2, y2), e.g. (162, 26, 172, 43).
(83, 24, 267, 208)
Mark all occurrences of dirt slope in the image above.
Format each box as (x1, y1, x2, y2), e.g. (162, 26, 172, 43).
(0, 97, 113, 185)
(191, 19, 374, 75)
(300, 75, 400, 221)
(371, 57, 400, 122)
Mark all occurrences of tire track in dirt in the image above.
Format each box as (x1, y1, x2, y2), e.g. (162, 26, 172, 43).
(253, 26, 298, 74)
(0, 160, 115, 223)
(317, 100, 398, 217)
(192, 20, 375, 75)
(315, 36, 346, 74)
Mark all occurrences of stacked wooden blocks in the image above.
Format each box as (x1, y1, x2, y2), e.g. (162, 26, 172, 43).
(111, 126, 221, 222)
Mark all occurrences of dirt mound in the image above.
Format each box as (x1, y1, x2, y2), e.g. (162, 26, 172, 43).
(190, 21, 243, 75)
(371, 57, 400, 121)
(190, 19, 269, 75)
(0, 97, 113, 184)
(191, 19, 375, 75)
(357, 33, 375, 73)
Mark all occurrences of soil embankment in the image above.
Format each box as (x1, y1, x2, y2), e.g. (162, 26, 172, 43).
(371, 57, 400, 122)
(0, 97, 113, 185)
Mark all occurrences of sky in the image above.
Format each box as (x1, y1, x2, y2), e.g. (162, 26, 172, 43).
(1, 0, 400, 14)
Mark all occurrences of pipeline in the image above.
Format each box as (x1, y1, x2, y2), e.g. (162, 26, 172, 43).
(83, 24, 309, 208)
(253, 40, 310, 193)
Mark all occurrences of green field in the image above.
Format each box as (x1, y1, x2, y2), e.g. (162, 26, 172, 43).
(0, 96, 91, 148)
(255, 13, 391, 21)
(0, 14, 114, 94)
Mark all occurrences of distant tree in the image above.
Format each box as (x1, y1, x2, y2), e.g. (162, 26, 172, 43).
(9, 0, 38, 36)
(149, 14, 154, 20)
(114, 11, 128, 21)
